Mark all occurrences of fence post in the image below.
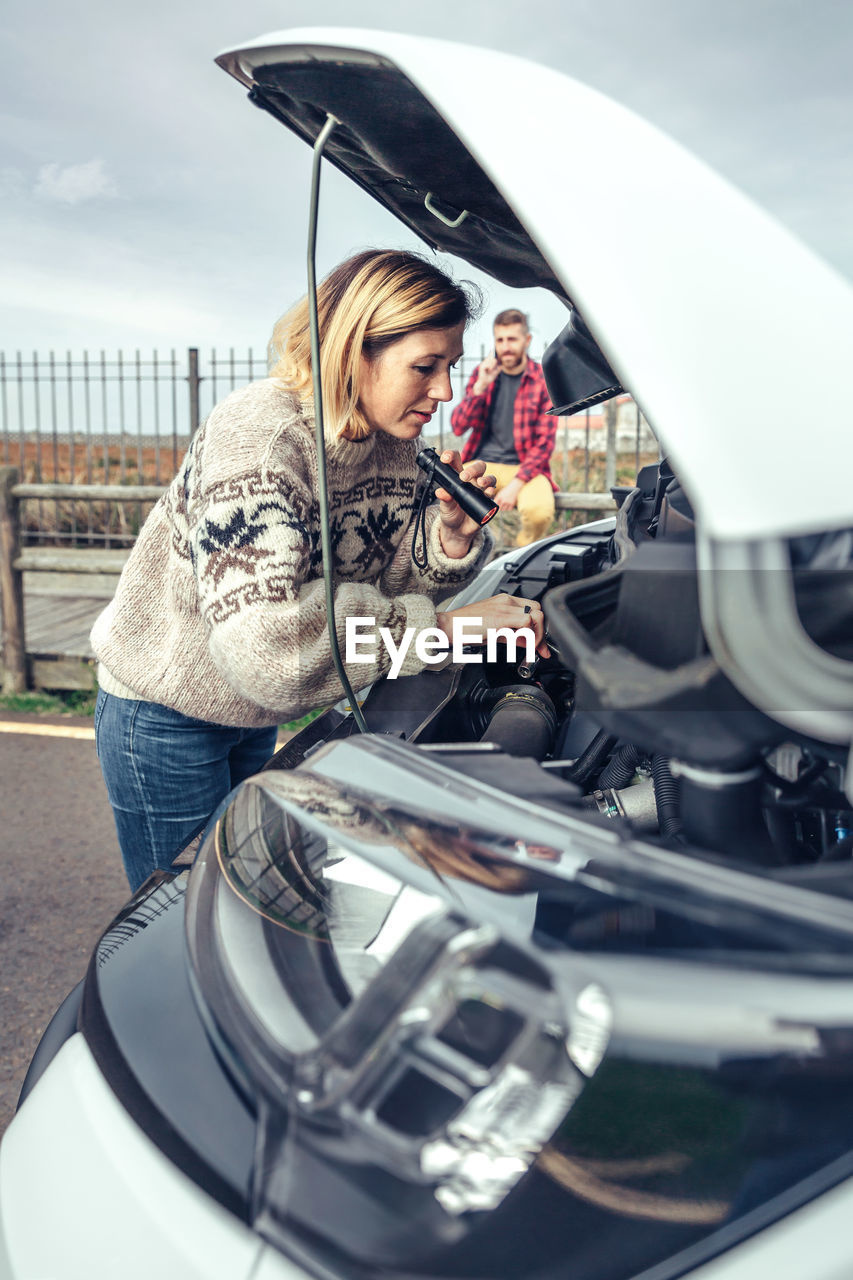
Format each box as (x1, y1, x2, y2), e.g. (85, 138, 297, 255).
(0, 466, 27, 693)
(187, 347, 201, 434)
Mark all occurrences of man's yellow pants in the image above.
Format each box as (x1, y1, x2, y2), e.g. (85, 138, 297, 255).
(477, 461, 555, 547)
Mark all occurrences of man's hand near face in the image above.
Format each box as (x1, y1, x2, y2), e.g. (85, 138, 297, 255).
(472, 354, 501, 396)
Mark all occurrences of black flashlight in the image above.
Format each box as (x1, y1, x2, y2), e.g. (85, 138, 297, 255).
(416, 448, 499, 526)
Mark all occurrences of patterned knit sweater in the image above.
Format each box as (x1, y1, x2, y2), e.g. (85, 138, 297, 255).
(91, 379, 491, 727)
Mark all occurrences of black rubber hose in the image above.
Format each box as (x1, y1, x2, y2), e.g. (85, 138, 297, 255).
(562, 729, 619, 789)
(652, 755, 683, 839)
(598, 743, 644, 791)
(479, 686, 558, 761)
(679, 765, 780, 865)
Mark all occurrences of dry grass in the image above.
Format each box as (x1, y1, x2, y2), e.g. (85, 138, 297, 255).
(4, 440, 175, 544)
(3, 438, 182, 485)
(5, 439, 659, 547)
(551, 447, 658, 495)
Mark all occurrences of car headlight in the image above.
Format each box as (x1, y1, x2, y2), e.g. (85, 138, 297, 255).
(185, 768, 611, 1264)
(184, 756, 853, 1278)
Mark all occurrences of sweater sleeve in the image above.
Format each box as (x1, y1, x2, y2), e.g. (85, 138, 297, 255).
(190, 474, 440, 720)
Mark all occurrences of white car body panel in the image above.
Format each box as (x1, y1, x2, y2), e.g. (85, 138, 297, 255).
(217, 28, 853, 543)
(3, 1030, 853, 1280)
(0, 1035, 305, 1280)
(685, 1173, 853, 1280)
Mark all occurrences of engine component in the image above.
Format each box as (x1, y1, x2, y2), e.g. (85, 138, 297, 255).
(672, 759, 780, 866)
(544, 539, 787, 768)
(584, 776, 658, 832)
(561, 729, 618, 789)
(597, 743, 644, 791)
(478, 685, 558, 761)
(651, 755, 683, 841)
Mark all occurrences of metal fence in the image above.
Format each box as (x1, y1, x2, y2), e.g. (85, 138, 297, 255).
(0, 346, 656, 548)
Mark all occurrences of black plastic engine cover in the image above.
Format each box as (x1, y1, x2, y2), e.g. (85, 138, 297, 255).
(544, 540, 786, 767)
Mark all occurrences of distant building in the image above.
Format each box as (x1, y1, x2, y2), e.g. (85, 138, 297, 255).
(561, 395, 657, 453)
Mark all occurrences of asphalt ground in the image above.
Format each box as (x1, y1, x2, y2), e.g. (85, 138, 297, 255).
(0, 712, 129, 1137)
(0, 714, 295, 1139)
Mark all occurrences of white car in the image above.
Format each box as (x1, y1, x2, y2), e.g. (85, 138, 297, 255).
(2, 27, 853, 1280)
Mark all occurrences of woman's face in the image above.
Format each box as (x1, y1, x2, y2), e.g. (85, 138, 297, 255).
(358, 322, 465, 440)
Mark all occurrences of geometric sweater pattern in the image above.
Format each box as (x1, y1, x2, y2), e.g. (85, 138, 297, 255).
(92, 379, 491, 727)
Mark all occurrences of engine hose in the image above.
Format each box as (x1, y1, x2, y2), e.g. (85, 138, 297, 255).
(652, 755, 683, 840)
(676, 761, 780, 866)
(479, 685, 558, 761)
(598, 743, 644, 791)
(562, 730, 619, 789)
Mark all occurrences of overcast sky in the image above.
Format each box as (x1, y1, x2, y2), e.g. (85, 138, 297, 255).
(2, 0, 851, 365)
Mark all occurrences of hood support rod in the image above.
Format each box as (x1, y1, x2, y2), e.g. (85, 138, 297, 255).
(307, 113, 368, 733)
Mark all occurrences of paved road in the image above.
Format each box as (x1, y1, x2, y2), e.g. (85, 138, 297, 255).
(0, 714, 292, 1139)
(0, 713, 129, 1137)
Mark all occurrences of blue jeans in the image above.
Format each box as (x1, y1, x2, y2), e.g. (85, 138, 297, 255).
(95, 689, 279, 893)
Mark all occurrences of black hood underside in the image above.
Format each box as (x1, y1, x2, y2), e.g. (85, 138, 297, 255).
(248, 57, 570, 300)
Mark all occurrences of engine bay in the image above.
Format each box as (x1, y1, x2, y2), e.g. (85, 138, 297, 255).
(270, 461, 853, 894)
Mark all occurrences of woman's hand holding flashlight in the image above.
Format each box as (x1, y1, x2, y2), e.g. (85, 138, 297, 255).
(433, 450, 497, 556)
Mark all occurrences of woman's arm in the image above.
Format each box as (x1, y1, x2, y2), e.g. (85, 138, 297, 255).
(190, 475, 439, 718)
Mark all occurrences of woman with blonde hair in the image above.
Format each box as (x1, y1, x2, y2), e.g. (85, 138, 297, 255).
(91, 249, 547, 891)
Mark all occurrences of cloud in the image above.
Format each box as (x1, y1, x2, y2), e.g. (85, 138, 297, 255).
(34, 158, 117, 205)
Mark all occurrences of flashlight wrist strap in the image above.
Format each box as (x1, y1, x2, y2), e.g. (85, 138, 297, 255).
(411, 480, 432, 570)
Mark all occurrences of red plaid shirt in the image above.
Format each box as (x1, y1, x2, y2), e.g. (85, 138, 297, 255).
(450, 357, 558, 491)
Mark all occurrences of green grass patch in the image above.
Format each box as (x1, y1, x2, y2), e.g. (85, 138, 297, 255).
(280, 707, 326, 733)
(0, 692, 326, 727)
(0, 688, 98, 717)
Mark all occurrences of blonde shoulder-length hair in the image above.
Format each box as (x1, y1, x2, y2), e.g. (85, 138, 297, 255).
(268, 249, 481, 442)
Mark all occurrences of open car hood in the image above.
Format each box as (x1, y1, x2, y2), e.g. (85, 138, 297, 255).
(216, 28, 853, 544)
(216, 33, 565, 300)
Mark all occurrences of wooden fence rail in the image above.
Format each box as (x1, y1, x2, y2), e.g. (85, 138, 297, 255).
(0, 470, 167, 692)
(0, 467, 616, 694)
